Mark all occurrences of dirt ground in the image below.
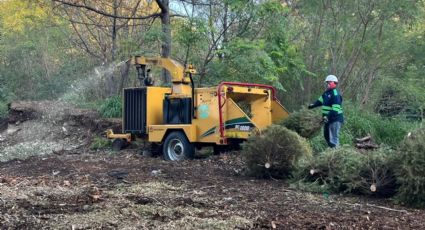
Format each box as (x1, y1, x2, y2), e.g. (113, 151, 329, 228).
(1, 101, 424, 229)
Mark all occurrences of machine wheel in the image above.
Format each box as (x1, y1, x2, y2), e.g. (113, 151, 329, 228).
(112, 139, 128, 151)
(163, 131, 194, 161)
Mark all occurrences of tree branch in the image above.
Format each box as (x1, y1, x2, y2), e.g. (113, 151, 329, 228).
(51, 0, 161, 20)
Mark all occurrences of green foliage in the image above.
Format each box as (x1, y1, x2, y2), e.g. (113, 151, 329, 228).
(242, 125, 312, 179)
(90, 136, 111, 150)
(203, 1, 310, 92)
(292, 147, 398, 197)
(262, 10, 314, 88)
(98, 96, 122, 118)
(344, 103, 415, 148)
(0, 14, 90, 100)
(308, 103, 415, 153)
(394, 125, 425, 208)
(206, 39, 283, 89)
(308, 134, 328, 153)
(372, 79, 425, 121)
(0, 101, 8, 118)
(280, 107, 322, 138)
(286, 0, 422, 109)
(292, 147, 366, 193)
(0, 1, 94, 101)
(358, 148, 397, 197)
(175, 17, 208, 53)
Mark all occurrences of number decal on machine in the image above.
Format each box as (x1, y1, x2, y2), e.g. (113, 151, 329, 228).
(235, 125, 251, 131)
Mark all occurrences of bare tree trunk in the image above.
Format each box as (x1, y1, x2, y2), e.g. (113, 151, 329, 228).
(221, 2, 228, 59)
(111, 0, 118, 62)
(159, 0, 171, 84)
(107, 0, 119, 96)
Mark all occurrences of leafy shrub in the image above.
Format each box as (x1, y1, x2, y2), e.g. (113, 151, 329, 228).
(372, 79, 425, 121)
(280, 107, 322, 138)
(394, 125, 425, 208)
(241, 125, 312, 179)
(98, 96, 122, 118)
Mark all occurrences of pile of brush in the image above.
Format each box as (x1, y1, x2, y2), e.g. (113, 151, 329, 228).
(280, 107, 323, 138)
(292, 147, 398, 197)
(394, 126, 425, 207)
(241, 125, 312, 179)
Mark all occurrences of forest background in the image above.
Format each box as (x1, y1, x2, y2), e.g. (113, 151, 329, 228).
(0, 0, 424, 145)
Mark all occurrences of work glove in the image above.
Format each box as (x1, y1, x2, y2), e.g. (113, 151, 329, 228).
(307, 104, 314, 109)
(322, 116, 329, 124)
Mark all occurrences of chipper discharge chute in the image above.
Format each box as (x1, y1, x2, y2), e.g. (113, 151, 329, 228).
(107, 56, 290, 161)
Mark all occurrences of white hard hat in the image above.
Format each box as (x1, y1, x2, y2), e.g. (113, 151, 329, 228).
(325, 75, 338, 82)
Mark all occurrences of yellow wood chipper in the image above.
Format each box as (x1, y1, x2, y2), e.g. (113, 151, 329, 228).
(107, 56, 290, 161)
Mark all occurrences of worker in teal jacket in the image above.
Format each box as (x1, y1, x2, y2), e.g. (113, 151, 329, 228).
(308, 75, 344, 148)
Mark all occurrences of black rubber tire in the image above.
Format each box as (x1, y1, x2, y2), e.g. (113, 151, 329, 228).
(163, 131, 195, 161)
(112, 139, 129, 151)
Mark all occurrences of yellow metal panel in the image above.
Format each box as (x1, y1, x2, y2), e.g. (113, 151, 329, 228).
(148, 124, 197, 142)
(271, 100, 290, 123)
(132, 56, 193, 96)
(146, 87, 170, 130)
(133, 56, 185, 83)
(224, 98, 258, 139)
(106, 129, 132, 142)
(226, 86, 269, 95)
(193, 88, 221, 143)
(250, 96, 272, 130)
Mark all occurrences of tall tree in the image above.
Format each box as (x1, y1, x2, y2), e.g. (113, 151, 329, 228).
(50, 0, 176, 84)
(0, 0, 93, 100)
(286, 0, 420, 106)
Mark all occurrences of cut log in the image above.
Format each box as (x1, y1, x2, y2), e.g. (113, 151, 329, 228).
(370, 183, 377, 192)
(356, 135, 372, 143)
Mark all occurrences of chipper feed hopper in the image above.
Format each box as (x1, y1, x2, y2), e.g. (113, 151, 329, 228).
(107, 56, 289, 161)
